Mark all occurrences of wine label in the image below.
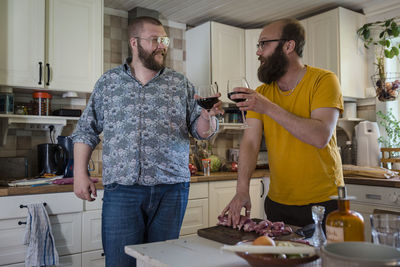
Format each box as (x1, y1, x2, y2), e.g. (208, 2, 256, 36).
(326, 225, 344, 243)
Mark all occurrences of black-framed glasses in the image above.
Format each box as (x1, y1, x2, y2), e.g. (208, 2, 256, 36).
(135, 36, 170, 47)
(256, 39, 288, 50)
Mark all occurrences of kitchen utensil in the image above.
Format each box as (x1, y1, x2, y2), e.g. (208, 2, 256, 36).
(37, 143, 66, 176)
(355, 121, 380, 167)
(321, 242, 400, 267)
(57, 136, 74, 177)
(222, 243, 316, 255)
(370, 213, 400, 248)
(232, 240, 319, 267)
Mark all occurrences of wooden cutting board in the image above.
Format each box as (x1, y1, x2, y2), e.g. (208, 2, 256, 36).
(197, 220, 302, 245)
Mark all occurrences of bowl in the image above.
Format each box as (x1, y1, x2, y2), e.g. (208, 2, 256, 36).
(235, 240, 319, 267)
(321, 242, 400, 267)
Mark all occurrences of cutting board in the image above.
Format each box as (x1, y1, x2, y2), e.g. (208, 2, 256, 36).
(198, 220, 302, 245)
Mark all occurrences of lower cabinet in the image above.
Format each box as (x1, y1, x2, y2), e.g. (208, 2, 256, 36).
(81, 250, 106, 267)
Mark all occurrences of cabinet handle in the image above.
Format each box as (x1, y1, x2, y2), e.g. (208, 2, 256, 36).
(214, 82, 219, 93)
(101, 252, 105, 257)
(18, 221, 27, 225)
(38, 62, 43, 85)
(260, 180, 265, 198)
(46, 63, 50, 86)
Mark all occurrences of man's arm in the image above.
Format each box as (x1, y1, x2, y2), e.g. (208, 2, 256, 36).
(73, 143, 97, 201)
(234, 88, 339, 148)
(220, 118, 263, 227)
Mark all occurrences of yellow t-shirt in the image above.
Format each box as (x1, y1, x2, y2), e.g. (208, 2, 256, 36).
(247, 65, 344, 205)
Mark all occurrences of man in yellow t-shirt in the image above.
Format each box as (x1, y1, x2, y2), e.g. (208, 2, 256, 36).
(221, 18, 344, 230)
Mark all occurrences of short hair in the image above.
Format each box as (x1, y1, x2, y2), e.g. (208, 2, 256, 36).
(129, 16, 163, 38)
(275, 18, 305, 57)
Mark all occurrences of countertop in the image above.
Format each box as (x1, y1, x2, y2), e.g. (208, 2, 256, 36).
(0, 169, 399, 197)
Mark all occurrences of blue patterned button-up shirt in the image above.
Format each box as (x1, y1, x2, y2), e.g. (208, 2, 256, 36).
(72, 62, 217, 186)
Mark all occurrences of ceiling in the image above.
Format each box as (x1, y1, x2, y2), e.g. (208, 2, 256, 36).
(104, 0, 396, 28)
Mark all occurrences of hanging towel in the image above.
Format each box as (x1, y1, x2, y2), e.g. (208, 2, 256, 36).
(23, 203, 59, 267)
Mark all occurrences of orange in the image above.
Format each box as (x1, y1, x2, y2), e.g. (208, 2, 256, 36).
(252, 235, 276, 246)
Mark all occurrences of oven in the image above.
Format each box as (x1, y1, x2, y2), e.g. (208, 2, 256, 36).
(346, 184, 400, 241)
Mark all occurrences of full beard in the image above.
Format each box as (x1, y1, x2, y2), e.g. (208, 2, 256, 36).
(137, 42, 167, 71)
(257, 43, 289, 84)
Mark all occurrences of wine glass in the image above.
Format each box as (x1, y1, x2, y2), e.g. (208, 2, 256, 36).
(227, 78, 251, 129)
(196, 84, 219, 135)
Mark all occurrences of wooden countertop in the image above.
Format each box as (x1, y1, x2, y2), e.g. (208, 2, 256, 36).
(1, 169, 399, 197)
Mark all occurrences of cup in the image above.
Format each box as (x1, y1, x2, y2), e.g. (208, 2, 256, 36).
(202, 158, 211, 176)
(370, 213, 400, 248)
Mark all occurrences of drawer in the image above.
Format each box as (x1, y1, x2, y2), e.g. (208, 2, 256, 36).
(84, 190, 104, 211)
(0, 192, 83, 219)
(188, 182, 208, 199)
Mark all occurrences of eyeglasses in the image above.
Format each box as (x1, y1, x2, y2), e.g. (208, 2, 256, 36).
(135, 36, 170, 47)
(256, 39, 288, 50)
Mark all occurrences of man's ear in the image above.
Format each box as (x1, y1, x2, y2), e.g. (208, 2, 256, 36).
(129, 37, 137, 50)
(284, 40, 296, 54)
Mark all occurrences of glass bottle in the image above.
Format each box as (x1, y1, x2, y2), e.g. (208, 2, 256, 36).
(326, 186, 365, 243)
(310, 205, 327, 248)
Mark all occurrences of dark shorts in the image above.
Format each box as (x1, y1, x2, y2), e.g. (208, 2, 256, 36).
(265, 196, 337, 232)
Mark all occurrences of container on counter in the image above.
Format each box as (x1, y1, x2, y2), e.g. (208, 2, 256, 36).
(32, 92, 52, 116)
(0, 87, 14, 114)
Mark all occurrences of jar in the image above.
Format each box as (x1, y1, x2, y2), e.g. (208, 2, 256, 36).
(32, 92, 52, 116)
(0, 87, 14, 114)
(15, 104, 28, 115)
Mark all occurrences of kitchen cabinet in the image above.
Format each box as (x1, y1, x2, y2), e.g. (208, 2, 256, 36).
(180, 182, 209, 236)
(300, 7, 368, 98)
(245, 29, 263, 89)
(208, 178, 263, 226)
(0, 0, 103, 93)
(0, 191, 105, 267)
(186, 21, 245, 103)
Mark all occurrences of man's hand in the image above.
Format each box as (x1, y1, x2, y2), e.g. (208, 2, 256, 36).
(194, 92, 224, 117)
(220, 191, 251, 228)
(73, 174, 97, 201)
(230, 87, 271, 114)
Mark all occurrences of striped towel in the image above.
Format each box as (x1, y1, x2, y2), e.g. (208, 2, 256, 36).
(23, 203, 59, 267)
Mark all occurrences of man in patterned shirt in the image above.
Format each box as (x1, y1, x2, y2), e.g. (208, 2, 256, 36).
(72, 16, 222, 267)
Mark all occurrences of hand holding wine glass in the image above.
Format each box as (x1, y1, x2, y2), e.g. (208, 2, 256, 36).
(196, 84, 220, 135)
(227, 78, 251, 128)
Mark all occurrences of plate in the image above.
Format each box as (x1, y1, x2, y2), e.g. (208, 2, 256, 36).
(235, 241, 319, 267)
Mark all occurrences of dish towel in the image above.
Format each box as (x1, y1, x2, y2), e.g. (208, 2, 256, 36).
(23, 203, 59, 267)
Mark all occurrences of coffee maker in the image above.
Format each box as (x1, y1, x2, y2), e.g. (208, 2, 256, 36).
(57, 136, 74, 177)
(37, 143, 66, 176)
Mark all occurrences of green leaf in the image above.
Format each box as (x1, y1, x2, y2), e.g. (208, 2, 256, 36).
(363, 28, 370, 40)
(385, 20, 392, 27)
(392, 46, 399, 56)
(384, 49, 392, 58)
(393, 28, 400, 37)
(379, 31, 385, 38)
(379, 40, 386, 46)
(386, 39, 390, 47)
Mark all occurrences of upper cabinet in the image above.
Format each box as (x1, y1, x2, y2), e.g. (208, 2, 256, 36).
(0, 0, 103, 93)
(186, 21, 245, 103)
(245, 29, 263, 90)
(301, 7, 368, 99)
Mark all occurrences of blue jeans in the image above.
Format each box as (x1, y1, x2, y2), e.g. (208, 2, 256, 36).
(102, 182, 190, 267)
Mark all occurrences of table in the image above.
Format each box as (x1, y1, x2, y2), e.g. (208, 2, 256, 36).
(124, 235, 321, 267)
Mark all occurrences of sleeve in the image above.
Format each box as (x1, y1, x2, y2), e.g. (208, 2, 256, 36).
(186, 79, 219, 140)
(71, 77, 105, 149)
(311, 72, 344, 113)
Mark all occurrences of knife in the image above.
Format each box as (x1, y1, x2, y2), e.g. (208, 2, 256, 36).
(221, 245, 316, 255)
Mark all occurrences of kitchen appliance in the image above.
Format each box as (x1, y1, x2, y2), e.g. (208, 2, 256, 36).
(53, 109, 82, 117)
(57, 136, 74, 177)
(347, 184, 400, 242)
(37, 143, 66, 175)
(355, 121, 380, 167)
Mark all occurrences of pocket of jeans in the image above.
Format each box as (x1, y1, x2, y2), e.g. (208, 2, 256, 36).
(104, 182, 120, 191)
(180, 182, 190, 191)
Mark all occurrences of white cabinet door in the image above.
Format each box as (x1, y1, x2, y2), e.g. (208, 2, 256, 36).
(0, 217, 26, 266)
(245, 29, 263, 89)
(208, 179, 263, 226)
(211, 22, 245, 103)
(4, 255, 81, 267)
(82, 210, 103, 251)
(301, 7, 367, 98)
(180, 198, 208, 236)
(47, 0, 103, 92)
(51, 213, 82, 256)
(0, 0, 45, 88)
(82, 250, 105, 267)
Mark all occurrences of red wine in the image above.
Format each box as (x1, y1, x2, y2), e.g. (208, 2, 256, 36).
(228, 92, 247, 103)
(197, 97, 219, 110)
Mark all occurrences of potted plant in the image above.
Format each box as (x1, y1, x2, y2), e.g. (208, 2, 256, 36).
(357, 17, 400, 101)
(376, 109, 400, 170)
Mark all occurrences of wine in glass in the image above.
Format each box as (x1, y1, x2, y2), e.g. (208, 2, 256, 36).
(227, 78, 250, 128)
(196, 84, 219, 135)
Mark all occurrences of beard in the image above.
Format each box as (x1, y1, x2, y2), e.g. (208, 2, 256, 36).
(257, 43, 289, 84)
(137, 42, 167, 71)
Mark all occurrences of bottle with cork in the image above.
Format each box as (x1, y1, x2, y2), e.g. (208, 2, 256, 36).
(325, 186, 365, 243)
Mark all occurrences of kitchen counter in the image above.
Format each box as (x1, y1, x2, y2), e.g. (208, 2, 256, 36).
(0, 169, 399, 196)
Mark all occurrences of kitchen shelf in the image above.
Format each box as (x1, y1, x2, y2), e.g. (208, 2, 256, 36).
(219, 123, 244, 131)
(0, 114, 80, 146)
